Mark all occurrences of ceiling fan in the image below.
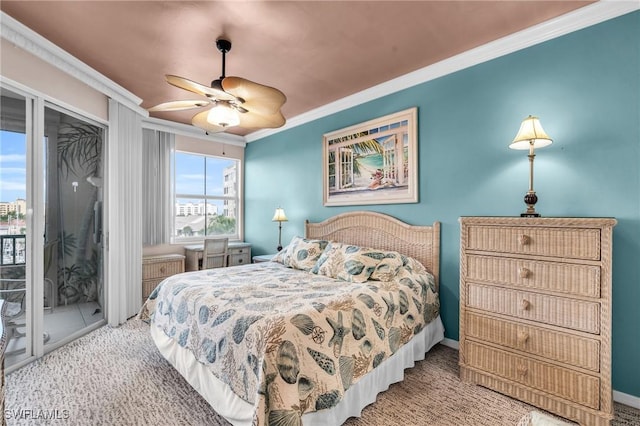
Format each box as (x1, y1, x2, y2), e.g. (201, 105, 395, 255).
(148, 38, 286, 133)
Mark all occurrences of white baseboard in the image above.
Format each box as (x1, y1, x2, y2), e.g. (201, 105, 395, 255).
(440, 337, 459, 350)
(439, 338, 639, 407)
(613, 390, 640, 409)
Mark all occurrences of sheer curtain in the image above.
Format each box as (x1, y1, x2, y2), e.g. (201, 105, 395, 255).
(142, 129, 174, 245)
(107, 99, 143, 326)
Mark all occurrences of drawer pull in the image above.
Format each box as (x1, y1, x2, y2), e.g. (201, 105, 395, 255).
(518, 267, 531, 278)
(238, 258, 244, 263)
(516, 364, 528, 378)
(520, 299, 531, 311)
(518, 331, 530, 345)
(160, 266, 166, 274)
(519, 235, 530, 246)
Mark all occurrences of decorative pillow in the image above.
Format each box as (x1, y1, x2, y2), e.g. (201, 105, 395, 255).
(273, 236, 328, 271)
(369, 251, 404, 281)
(402, 255, 427, 274)
(311, 242, 385, 283)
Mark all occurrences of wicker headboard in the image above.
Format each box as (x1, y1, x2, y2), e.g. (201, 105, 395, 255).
(305, 211, 440, 287)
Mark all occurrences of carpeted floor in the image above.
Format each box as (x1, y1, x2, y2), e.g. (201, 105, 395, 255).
(5, 319, 640, 425)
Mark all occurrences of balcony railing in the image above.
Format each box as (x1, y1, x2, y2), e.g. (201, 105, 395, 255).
(1, 234, 26, 265)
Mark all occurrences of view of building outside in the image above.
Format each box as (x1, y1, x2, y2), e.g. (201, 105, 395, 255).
(1, 130, 27, 264)
(174, 152, 239, 239)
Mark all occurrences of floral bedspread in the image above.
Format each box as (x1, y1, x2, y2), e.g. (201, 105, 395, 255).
(139, 261, 439, 425)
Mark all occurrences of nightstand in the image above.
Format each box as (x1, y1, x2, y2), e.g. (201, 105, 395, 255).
(142, 254, 185, 300)
(252, 254, 277, 263)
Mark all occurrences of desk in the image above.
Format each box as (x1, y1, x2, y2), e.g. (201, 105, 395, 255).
(184, 242, 252, 271)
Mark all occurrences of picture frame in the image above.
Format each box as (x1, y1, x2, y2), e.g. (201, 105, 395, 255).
(322, 107, 418, 206)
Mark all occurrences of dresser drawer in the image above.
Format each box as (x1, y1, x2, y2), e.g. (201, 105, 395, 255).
(228, 245, 251, 266)
(229, 253, 250, 266)
(466, 255, 600, 298)
(143, 258, 184, 280)
(465, 225, 601, 260)
(465, 341, 600, 409)
(468, 283, 600, 334)
(465, 312, 600, 371)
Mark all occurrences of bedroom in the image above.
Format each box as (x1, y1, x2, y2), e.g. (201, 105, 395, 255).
(0, 1, 639, 425)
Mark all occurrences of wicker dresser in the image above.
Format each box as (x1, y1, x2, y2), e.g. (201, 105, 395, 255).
(142, 254, 185, 300)
(459, 217, 616, 426)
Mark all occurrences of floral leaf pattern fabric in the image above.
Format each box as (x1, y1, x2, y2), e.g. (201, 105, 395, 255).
(273, 236, 329, 271)
(140, 260, 439, 426)
(311, 242, 385, 283)
(370, 251, 405, 282)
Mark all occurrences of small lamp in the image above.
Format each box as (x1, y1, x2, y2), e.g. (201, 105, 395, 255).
(272, 207, 288, 251)
(509, 115, 553, 217)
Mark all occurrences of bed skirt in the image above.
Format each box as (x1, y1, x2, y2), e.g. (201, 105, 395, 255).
(151, 314, 445, 425)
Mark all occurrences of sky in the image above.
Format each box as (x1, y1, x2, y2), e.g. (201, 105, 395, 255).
(174, 151, 235, 199)
(0, 130, 27, 203)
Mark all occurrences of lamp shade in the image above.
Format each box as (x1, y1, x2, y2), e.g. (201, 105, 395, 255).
(207, 102, 240, 127)
(509, 115, 553, 150)
(272, 208, 288, 222)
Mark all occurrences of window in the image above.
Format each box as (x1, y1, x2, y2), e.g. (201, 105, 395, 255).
(174, 151, 240, 240)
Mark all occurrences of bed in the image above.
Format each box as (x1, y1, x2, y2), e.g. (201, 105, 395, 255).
(140, 211, 444, 425)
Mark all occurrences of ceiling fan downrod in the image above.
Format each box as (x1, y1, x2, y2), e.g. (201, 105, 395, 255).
(215, 38, 232, 80)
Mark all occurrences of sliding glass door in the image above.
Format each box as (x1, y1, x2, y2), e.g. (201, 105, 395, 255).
(0, 84, 106, 369)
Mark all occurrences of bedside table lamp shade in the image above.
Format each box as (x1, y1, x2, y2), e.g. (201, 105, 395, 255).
(509, 115, 553, 217)
(272, 207, 288, 252)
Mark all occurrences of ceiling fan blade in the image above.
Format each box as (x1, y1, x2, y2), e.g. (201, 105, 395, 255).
(222, 76, 286, 116)
(148, 100, 210, 112)
(191, 110, 227, 133)
(237, 110, 286, 129)
(166, 75, 235, 101)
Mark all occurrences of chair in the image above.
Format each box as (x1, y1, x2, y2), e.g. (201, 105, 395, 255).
(0, 265, 50, 353)
(0, 265, 27, 342)
(202, 237, 228, 269)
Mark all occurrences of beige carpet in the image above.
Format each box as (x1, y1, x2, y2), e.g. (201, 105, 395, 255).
(4, 319, 640, 425)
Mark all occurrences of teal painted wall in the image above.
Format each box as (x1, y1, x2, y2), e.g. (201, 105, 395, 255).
(245, 12, 640, 397)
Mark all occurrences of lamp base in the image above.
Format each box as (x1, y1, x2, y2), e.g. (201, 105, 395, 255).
(521, 191, 540, 218)
(277, 245, 283, 252)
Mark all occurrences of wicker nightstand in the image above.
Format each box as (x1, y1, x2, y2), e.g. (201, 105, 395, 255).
(459, 217, 616, 426)
(142, 254, 185, 300)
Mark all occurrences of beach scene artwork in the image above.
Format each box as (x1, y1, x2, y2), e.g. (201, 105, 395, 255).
(323, 108, 418, 206)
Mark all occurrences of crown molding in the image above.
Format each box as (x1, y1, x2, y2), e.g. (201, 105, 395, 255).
(142, 116, 246, 147)
(0, 11, 146, 116)
(246, 1, 640, 143)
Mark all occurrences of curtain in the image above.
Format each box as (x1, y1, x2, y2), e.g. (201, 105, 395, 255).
(142, 129, 174, 245)
(107, 99, 143, 326)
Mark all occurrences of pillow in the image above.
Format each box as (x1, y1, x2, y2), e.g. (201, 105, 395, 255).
(369, 251, 404, 281)
(311, 242, 384, 283)
(273, 236, 328, 271)
(402, 255, 427, 274)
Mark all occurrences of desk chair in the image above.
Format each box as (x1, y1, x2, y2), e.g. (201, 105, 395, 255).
(202, 237, 228, 269)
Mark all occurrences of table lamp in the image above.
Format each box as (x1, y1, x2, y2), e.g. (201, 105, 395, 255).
(509, 115, 553, 217)
(272, 207, 288, 251)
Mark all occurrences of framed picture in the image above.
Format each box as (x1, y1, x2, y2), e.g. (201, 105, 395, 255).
(322, 107, 418, 206)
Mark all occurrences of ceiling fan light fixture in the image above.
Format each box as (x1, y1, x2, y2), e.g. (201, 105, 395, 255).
(149, 37, 286, 133)
(207, 102, 240, 128)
